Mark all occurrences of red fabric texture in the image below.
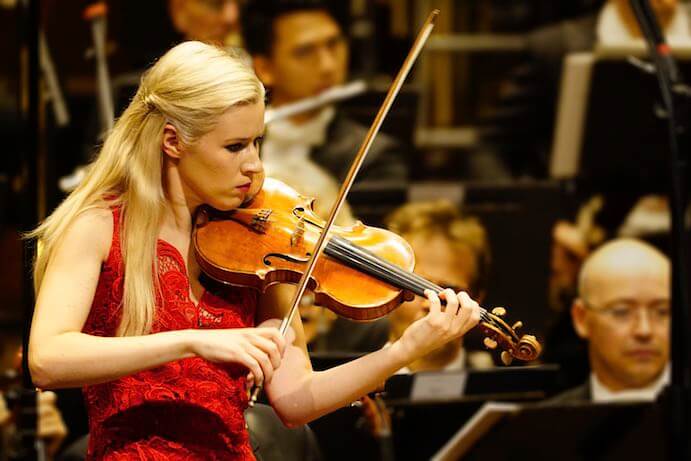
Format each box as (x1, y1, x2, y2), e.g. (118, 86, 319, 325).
(82, 206, 257, 460)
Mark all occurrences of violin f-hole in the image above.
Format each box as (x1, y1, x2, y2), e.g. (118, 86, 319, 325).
(263, 253, 311, 266)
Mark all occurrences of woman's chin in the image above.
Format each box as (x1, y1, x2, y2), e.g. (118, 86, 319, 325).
(208, 195, 243, 212)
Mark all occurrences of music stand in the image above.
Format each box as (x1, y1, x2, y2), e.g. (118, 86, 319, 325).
(433, 401, 666, 461)
(381, 365, 559, 460)
(384, 364, 559, 402)
(550, 50, 691, 193)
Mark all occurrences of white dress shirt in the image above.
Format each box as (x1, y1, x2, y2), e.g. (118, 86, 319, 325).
(590, 365, 670, 403)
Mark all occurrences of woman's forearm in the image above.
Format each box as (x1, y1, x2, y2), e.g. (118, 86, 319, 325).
(30, 330, 195, 389)
(268, 340, 412, 427)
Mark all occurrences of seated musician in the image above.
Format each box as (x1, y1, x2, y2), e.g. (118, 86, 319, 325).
(1, 368, 67, 461)
(551, 238, 670, 403)
(168, 0, 243, 47)
(384, 201, 494, 373)
(116, 0, 245, 76)
(241, 0, 409, 204)
(77, 0, 245, 173)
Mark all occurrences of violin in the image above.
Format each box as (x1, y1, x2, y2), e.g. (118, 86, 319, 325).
(193, 178, 541, 365)
(197, 10, 540, 409)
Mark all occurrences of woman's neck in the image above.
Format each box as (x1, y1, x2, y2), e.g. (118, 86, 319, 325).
(162, 158, 197, 235)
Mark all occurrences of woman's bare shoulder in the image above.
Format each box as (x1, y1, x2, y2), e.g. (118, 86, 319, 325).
(60, 206, 114, 263)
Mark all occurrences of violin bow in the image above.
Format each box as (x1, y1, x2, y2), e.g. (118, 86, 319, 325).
(250, 9, 440, 404)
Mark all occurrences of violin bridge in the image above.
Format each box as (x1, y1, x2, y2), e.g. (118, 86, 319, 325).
(291, 215, 306, 247)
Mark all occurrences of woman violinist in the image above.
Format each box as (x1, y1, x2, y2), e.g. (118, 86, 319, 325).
(27, 42, 481, 460)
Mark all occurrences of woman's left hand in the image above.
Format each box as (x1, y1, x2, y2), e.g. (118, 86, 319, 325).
(392, 288, 481, 363)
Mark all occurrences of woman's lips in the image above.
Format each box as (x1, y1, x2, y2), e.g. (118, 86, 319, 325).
(236, 183, 251, 191)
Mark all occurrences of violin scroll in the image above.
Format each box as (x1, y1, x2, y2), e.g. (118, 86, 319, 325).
(477, 307, 542, 365)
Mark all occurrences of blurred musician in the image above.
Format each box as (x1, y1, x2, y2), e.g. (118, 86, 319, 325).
(551, 239, 670, 403)
(0, 343, 68, 460)
(73, 0, 246, 184)
(168, 0, 243, 47)
(0, 390, 67, 460)
(241, 0, 409, 213)
(385, 201, 493, 373)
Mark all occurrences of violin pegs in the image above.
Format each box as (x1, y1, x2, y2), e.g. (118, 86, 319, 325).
(512, 321, 523, 330)
(483, 337, 498, 350)
(501, 351, 513, 366)
(491, 307, 506, 317)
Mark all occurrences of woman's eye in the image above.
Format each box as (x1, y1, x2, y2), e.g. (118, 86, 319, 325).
(225, 143, 246, 153)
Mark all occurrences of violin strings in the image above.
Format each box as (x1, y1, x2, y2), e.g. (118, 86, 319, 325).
(329, 236, 496, 324)
(327, 236, 432, 294)
(328, 236, 436, 292)
(329, 237, 458, 300)
(325, 238, 432, 296)
(324, 241, 431, 295)
(327, 236, 494, 324)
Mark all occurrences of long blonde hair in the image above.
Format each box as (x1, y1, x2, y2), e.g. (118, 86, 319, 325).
(29, 41, 265, 336)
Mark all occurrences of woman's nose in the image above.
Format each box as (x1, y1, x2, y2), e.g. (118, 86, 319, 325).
(241, 145, 263, 174)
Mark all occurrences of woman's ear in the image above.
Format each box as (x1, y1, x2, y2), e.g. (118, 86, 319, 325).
(162, 123, 182, 159)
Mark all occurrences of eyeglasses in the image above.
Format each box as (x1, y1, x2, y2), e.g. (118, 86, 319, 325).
(583, 300, 671, 325)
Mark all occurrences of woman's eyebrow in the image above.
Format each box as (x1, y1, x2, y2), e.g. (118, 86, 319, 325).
(223, 132, 265, 144)
(222, 137, 249, 144)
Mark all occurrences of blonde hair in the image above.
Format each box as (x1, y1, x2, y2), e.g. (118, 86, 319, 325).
(386, 200, 491, 297)
(29, 41, 265, 336)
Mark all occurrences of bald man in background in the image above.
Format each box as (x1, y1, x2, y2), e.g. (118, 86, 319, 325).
(551, 238, 670, 403)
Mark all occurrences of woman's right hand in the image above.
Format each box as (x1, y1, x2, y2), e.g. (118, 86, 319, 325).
(189, 323, 288, 387)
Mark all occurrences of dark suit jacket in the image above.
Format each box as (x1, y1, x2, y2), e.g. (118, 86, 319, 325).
(310, 114, 409, 185)
(545, 381, 591, 404)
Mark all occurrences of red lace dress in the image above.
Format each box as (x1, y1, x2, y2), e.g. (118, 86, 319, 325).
(82, 206, 258, 460)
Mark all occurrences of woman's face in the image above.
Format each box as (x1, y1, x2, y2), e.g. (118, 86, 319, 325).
(176, 101, 265, 211)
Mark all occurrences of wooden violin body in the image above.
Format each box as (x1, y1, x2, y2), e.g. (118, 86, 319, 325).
(193, 178, 542, 362)
(194, 178, 415, 321)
